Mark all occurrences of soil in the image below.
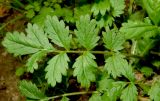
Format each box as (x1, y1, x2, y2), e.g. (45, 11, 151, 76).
(0, 45, 24, 101)
(0, 4, 26, 100)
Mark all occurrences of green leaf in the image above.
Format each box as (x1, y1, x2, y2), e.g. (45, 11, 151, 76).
(53, 7, 74, 23)
(75, 15, 100, 50)
(120, 83, 138, 101)
(74, 5, 91, 21)
(104, 54, 135, 81)
(96, 15, 114, 28)
(19, 80, 46, 100)
(32, 7, 54, 26)
(91, 0, 110, 16)
(45, 52, 70, 87)
(2, 24, 53, 56)
(140, 66, 153, 77)
(73, 52, 98, 88)
(148, 79, 160, 101)
(110, 0, 125, 17)
(89, 94, 102, 101)
(61, 96, 70, 101)
(26, 9, 35, 19)
(152, 60, 160, 69)
(102, 81, 127, 101)
(26, 50, 47, 73)
(45, 16, 72, 50)
(103, 29, 125, 51)
(16, 67, 25, 76)
(134, 31, 156, 56)
(142, 0, 160, 25)
(120, 20, 158, 39)
(97, 78, 114, 91)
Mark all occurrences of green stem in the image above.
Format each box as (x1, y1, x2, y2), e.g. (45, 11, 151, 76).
(13, 0, 25, 8)
(42, 91, 99, 101)
(53, 50, 113, 54)
(48, 50, 142, 58)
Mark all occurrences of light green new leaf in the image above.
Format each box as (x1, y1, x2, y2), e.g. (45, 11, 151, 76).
(45, 52, 69, 87)
(104, 54, 135, 81)
(110, 0, 125, 17)
(120, 20, 158, 39)
(19, 80, 46, 100)
(2, 24, 53, 56)
(75, 15, 100, 50)
(103, 29, 125, 51)
(45, 16, 71, 50)
(120, 83, 138, 101)
(142, 0, 160, 25)
(73, 52, 98, 88)
(91, 0, 110, 16)
(148, 80, 160, 101)
(89, 94, 102, 101)
(99, 79, 127, 101)
(61, 96, 70, 101)
(26, 50, 47, 73)
(97, 78, 114, 92)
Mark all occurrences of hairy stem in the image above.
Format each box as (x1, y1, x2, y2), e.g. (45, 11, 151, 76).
(48, 50, 142, 58)
(42, 91, 99, 101)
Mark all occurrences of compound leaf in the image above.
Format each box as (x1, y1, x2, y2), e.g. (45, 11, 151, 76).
(91, 0, 110, 16)
(75, 15, 100, 50)
(26, 50, 47, 73)
(2, 24, 53, 56)
(73, 52, 98, 88)
(45, 16, 71, 50)
(120, 83, 138, 101)
(104, 53, 135, 81)
(110, 0, 125, 17)
(120, 20, 158, 39)
(148, 79, 160, 101)
(19, 80, 46, 100)
(45, 52, 69, 87)
(103, 29, 125, 51)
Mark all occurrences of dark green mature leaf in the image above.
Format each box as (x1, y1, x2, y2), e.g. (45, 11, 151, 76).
(73, 52, 98, 88)
(142, 0, 160, 25)
(26, 50, 47, 73)
(75, 15, 100, 50)
(104, 54, 135, 81)
(45, 16, 72, 50)
(120, 20, 158, 39)
(148, 78, 160, 101)
(120, 83, 138, 101)
(19, 80, 46, 100)
(45, 52, 70, 87)
(103, 29, 125, 51)
(91, 0, 110, 16)
(2, 24, 53, 56)
(110, 0, 125, 17)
